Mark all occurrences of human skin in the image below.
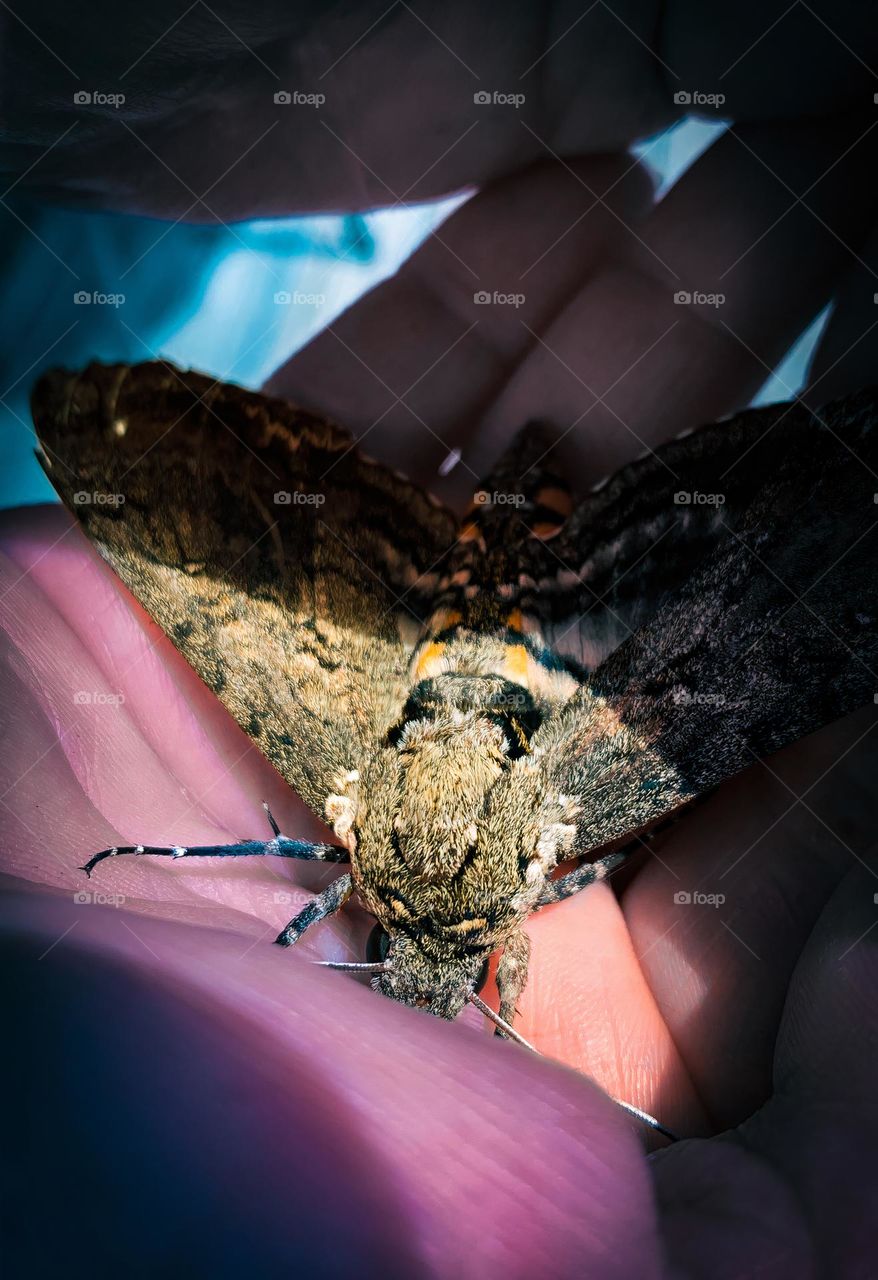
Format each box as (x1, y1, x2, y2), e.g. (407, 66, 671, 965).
(2, 513, 877, 1279)
(3, 4, 878, 1276)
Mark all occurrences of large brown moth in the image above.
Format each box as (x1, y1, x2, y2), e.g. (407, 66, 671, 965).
(31, 363, 878, 1139)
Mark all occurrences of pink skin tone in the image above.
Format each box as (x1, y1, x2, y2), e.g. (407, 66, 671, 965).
(3, 7, 878, 1271)
(2, 507, 876, 1276)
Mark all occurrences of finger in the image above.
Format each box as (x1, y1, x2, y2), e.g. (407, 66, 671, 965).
(513, 881, 712, 1140)
(3, 891, 662, 1279)
(649, 1128, 814, 1279)
(265, 153, 654, 495)
(470, 112, 878, 487)
(731, 852, 878, 1278)
(622, 708, 877, 1128)
(269, 113, 878, 505)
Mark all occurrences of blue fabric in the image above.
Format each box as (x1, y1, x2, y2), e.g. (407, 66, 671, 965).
(0, 197, 453, 506)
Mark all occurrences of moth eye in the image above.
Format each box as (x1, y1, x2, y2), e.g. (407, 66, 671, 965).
(365, 922, 391, 964)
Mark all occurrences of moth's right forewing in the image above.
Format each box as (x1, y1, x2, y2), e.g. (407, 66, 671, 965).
(517, 389, 878, 858)
(32, 361, 457, 823)
(526, 399, 822, 670)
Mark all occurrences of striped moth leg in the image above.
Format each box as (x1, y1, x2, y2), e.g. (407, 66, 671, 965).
(80, 803, 349, 877)
(275, 873, 353, 947)
(494, 929, 531, 1033)
(535, 846, 635, 907)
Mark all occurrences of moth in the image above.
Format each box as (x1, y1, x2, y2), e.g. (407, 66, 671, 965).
(32, 363, 878, 1140)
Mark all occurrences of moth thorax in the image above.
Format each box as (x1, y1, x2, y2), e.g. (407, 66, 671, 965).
(394, 722, 504, 882)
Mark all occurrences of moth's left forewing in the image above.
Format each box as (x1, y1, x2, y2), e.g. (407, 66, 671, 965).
(32, 361, 457, 829)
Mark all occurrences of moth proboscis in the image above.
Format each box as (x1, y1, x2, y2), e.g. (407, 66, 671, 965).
(31, 361, 878, 1143)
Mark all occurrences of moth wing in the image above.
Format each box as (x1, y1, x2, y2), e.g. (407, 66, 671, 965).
(32, 360, 456, 822)
(486, 388, 878, 860)
(520, 398, 838, 670)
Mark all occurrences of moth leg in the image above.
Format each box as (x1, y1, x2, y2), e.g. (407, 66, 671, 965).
(494, 928, 531, 1035)
(275, 873, 353, 947)
(535, 847, 633, 908)
(81, 802, 348, 877)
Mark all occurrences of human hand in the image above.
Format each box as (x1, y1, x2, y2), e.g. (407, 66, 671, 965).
(4, 3, 878, 501)
(1, 494, 875, 1279)
(3, 4, 878, 1273)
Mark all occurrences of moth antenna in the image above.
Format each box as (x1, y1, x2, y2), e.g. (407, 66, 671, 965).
(468, 995, 677, 1141)
(315, 960, 391, 973)
(468, 993, 538, 1053)
(608, 1096, 678, 1143)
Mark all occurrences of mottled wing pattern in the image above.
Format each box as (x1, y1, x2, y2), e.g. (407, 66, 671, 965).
(31, 361, 457, 821)
(505, 388, 878, 860)
(497, 399, 838, 670)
